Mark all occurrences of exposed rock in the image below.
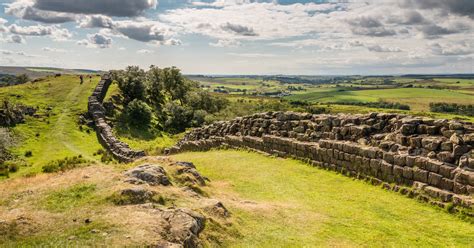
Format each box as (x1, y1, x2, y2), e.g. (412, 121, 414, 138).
(202, 199, 230, 218)
(113, 187, 157, 205)
(125, 164, 171, 186)
(158, 208, 205, 248)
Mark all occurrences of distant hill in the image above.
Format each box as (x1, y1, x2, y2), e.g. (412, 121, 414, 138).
(0, 66, 102, 79)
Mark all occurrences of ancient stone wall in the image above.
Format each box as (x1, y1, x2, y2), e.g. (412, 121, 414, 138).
(88, 74, 145, 162)
(167, 111, 474, 209)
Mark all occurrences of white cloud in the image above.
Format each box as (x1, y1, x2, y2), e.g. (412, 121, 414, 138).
(210, 39, 242, 47)
(77, 33, 112, 48)
(137, 49, 154, 54)
(8, 24, 72, 40)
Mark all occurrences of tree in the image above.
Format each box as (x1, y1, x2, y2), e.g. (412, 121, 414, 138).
(145, 65, 165, 110)
(16, 74, 30, 84)
(124, 99, 153, 127)
(160, 67, 193, 105)
(113, 66, 146, 104)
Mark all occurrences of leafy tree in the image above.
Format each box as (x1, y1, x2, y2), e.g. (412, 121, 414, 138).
(124, 99, 153, 127)
(16, 74, 30, 84)
(113, 66, 146, 104)
(145, 65, 165, 110)
(163, 102, 191, 133)
(160, 67, 192, 105)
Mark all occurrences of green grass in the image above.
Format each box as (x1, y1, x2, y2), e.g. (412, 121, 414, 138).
(172, 150, 474, 247)
(286, 87, 474, 112)
(0, 75, 103, 177)
(42, 183, 97, 212)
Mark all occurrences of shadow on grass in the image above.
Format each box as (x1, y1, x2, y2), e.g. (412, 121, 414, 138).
(114, 114, 163, 141)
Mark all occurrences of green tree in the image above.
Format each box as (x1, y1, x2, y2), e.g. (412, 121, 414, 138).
(145, 65, 165, 110)
(16, 74, 30, 84)
(113, 66, 146, 104)
(160, 67, 192, 105)
(125, 99, 153, 127)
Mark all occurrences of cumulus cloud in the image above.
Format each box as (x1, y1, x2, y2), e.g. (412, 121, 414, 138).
(77, 33, 112, 48)
(78, 15, 115, 29)
(5, 2, 76, 24)
(430, 42, 474, 56)
(366, 44, 402, 53)
(8, 24, 72, 40)
(401, 0, 474, 19)
(347, 16, 397, 37)
(221, 22, 257, 36)
(33, 0, 158, 17)
(8, 34, 26, 44)
(210, 39, 242, 47)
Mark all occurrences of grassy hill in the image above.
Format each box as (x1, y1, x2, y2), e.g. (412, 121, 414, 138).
(1, 73, 473, 246)
(0, 75, 103, 177)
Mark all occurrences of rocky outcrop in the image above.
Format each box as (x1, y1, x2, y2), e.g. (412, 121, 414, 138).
(167, 111, 474, 209)
(88, 74, 145, 162)
(124, 164, 171, 186)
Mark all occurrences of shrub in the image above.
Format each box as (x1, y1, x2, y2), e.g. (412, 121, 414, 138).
(8, 163, 19, 173)
(42, 156, 90, 173)
(429, 103, 474, 117)
(124, 99, 153, 127)
(24, 150, 32, 157)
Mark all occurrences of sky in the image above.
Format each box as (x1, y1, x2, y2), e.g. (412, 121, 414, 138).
(0, 0, 473, 75)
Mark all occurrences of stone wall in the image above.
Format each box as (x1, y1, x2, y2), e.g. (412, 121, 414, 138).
(88, 74, 145, 162)
(167, 111, 474, 209)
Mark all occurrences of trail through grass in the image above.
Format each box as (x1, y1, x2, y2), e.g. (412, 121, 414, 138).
(172, 150, 474, 247)
(0, 75, 103, 177)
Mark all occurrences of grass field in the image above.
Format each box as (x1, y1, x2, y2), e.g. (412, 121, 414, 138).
(286, 87, 474, 112)
(0, 75, 103, 177)
(172, 150, 474, 247)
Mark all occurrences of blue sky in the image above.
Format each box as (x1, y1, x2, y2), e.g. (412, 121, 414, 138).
(0, 0, 473, 75)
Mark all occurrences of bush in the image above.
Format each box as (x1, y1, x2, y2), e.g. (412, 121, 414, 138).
(42, 156, 90, 173)
(124, 99, 153, 127)
(429, 103, 474, 117)
(8, 163, 19, 173)
(24, 150, 32, 157)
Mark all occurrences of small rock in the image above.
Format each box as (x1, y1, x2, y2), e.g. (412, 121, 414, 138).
(90, 229, 100, 234)
(85, 219, 92, 224)
(450, 134, 464, 145)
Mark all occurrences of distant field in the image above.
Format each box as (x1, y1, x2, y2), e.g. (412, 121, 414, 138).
(173, 150, 474, 247)
(0, 75, 103, 177)
(286, 87, 473, 112)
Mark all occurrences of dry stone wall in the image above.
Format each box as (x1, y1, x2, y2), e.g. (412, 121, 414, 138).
(88, 74, 145, 162)
(167, 111, 474, 209)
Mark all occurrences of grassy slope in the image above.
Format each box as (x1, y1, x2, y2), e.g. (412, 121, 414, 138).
(0, 75, 103, 177)
(172, 150, 474, 247)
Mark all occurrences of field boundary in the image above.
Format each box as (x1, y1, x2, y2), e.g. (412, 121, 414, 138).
(167, 111, 474, 212)
(87, 74, 145, 162)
